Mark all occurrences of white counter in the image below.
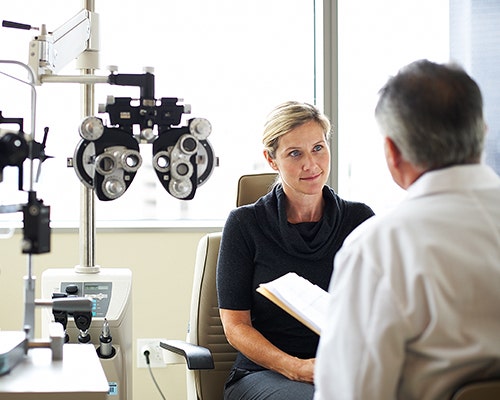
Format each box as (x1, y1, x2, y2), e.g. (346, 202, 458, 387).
(0, 344, 109, 400)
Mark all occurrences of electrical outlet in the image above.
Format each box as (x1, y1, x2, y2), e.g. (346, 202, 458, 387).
(137, 338, 166, 368)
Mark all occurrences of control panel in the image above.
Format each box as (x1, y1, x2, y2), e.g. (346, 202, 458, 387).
(42, 268, 131, 323)
(60, 281, 112, 318)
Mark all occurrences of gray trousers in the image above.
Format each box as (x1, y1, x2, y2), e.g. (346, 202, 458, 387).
(224, 369, 314, 400)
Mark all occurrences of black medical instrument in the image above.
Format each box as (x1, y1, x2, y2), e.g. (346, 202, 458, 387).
(73, 70, 216, 201)
(0, 112, 51, 254)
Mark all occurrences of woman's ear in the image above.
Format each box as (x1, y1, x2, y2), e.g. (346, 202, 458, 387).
(264, 150, 278, 170)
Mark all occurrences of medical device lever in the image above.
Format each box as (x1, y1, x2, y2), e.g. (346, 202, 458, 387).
(97, 318, 115, 358)
(2, 20, 39, 31)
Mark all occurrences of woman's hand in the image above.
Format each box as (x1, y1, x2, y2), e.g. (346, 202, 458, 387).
(220, 309, 315, 383)
(287, 357, 315, 383)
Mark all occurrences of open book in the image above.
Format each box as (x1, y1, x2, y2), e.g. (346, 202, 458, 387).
(256, 272, 331, 335)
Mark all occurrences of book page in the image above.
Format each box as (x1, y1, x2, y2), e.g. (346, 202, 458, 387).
(257, 272, 331, 335)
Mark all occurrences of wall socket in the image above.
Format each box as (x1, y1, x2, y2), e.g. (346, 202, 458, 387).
(137, 338, 167, 368)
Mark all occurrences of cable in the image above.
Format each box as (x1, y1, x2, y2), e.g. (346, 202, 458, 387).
(143, 349, 166, 400)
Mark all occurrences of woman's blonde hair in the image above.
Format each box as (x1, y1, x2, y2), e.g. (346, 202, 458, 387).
(262, 101, 331, 159)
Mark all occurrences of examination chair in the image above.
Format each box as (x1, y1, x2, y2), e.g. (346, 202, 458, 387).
(450, 379, 500, 400)
(161, 172, 277, 400)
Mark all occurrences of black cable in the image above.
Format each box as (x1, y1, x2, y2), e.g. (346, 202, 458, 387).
(143, 349, 166, 400)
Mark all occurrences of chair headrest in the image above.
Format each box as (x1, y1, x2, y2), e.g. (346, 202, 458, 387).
(236, 173, 278, 207)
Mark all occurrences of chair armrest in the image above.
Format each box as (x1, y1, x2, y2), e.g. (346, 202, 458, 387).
(160, 340, 214, 370)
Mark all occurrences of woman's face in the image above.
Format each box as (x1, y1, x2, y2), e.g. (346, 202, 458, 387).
(265, 120, 330, 197)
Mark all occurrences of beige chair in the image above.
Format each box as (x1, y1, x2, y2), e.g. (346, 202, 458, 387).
(451, 379, 500, 400)
(161, 172, 277, 400)
(236, 172, 278, 207)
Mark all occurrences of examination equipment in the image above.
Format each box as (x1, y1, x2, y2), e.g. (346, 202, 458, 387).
(0, 59, 98, 385)
(0, 112, 51, 189)
(2, 2, 216, 399)
(42, 268, 133, 400)
(72, 69, 216, 201)
(5, 11, 216, 201)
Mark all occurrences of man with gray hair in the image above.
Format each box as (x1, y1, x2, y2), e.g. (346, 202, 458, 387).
(314, 59, 500, 400)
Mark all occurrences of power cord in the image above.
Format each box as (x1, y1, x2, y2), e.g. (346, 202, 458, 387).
(143, 348, 167, 400)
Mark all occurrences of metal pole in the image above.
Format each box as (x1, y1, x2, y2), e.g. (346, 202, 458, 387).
(79, 84, 96, 270)
(78, 0, 98, 272)
(23, 273, 35, 339)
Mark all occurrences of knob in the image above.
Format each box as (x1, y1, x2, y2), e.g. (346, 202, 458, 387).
(65, 284, 79, 295)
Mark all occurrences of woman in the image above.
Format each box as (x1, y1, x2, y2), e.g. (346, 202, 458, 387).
(216, 101, 374, 399)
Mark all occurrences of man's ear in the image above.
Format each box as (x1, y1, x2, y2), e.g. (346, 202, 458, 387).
(384, 135, 425, 189)
(264, 150, 278, 170)
(384, 136, 402, 168)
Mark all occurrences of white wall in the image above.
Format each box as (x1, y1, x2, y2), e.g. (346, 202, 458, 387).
(0, 228, 218, 399)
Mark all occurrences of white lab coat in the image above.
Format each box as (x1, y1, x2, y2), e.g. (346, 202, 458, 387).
(314, 164, 500, 400)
